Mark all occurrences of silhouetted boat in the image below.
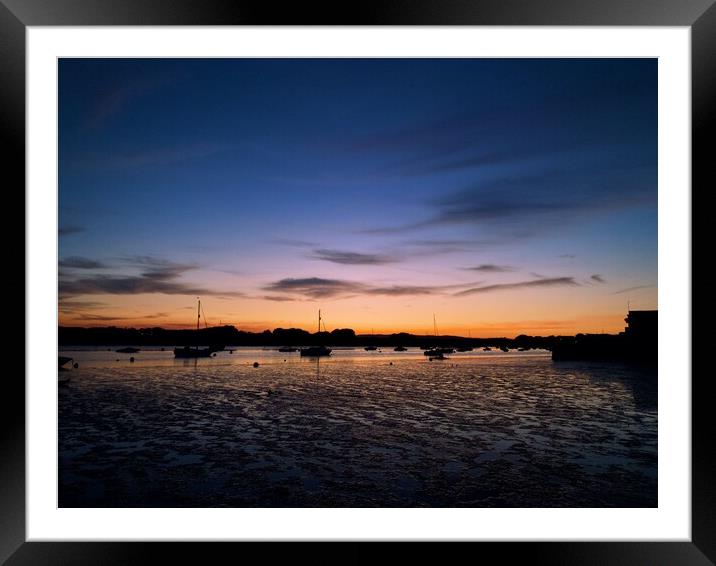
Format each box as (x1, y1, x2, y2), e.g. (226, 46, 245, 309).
(422, 315, 454, 355)
(174, 345, 212, 358)
(429, 353, 448, 360)
(424, 347, 454, 356)
(483, 347, 492, 352)
(58, 356, 73, 385)
(500, 346, 509, 352)
(364, 328, 378, 350)
(394, 346, 407, 351)
(457, 347, 473, 352)
(174, 298, 213, 358)
(116, 347, 140, 354)
(300, 310, 332, 357)
(300, 346, 332, 357)
(278, 347, 298, 352)
(518, 347, 528, 351)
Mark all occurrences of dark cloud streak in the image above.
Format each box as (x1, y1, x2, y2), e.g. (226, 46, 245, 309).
(612, 284, 655, 295)
(59, 255, 242, 299)
(456, 277, 579, 296)
(463, 264, 514, 273)
(309, 249, 398, 266)
(263, 277, 477, 300)
(59, 225, 85, 236)
(59, 257, 107, 269)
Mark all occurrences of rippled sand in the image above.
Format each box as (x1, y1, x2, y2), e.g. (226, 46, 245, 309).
(58, 348, 657, 507)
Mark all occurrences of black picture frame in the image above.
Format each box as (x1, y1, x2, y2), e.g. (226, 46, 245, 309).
(5, 1, 709, 564)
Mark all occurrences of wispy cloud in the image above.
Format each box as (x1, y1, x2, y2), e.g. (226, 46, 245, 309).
(262, 277, 366, 299)
(366, 285, 447, 296)
(260, 295, 298, 302)
(362, 163, 655, 239)
(590, 274, 606, 283)
(463, 264, 514, 273)
(60, 311, 168, 322)
(59, 276, 241, 298)
(263, 277, 475, 300)
(59, 255, 242, 299)
(59, 225, 85, 237)
(119, 256, 198, 281)
(58, 299, 109, 313)
(612, 284, 655, 295)
(59, 257, 107, 269)
(455, 277, 579, 296)
(309, 249, 398, 266)
(270, 238, 317, 248)
(88, 73, 177, 128)
(69, 143, 232, 171)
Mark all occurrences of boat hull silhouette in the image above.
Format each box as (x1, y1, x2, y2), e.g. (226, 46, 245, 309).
(300, 346, 331, 357)
(174, 346, 212, 358)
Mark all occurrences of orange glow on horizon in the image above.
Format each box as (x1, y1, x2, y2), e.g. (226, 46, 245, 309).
(58, 310, 633, 338)
(58, 281, 656, 338)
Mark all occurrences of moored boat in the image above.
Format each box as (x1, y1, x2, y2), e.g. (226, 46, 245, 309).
(174, 298, 214, 358)
(300, 346, 332, 357)
(300, 310, 332, 357)
(424, 347, 454, 356)
(174, 345, 213, 358)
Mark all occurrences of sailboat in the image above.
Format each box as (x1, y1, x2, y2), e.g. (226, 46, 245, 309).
(300, 310, 332, 357)
(174, 298, 213, 358)
(424, 314, 453, 357)
(364, 328, 378, 351)
(457, 329, 474, 352)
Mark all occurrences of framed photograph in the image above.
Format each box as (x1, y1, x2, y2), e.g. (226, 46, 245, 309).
(8, 1, 709, 564)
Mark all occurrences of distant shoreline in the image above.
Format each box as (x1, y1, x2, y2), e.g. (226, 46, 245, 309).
(58, 324, 609, 351)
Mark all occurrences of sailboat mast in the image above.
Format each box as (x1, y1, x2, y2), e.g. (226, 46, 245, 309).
(318, 309, 321, 334)
(197, 298, 201, 332)
(433, 314, 437, 337)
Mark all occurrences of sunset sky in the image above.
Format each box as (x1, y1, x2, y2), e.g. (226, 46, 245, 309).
(58, 58, 657, 337)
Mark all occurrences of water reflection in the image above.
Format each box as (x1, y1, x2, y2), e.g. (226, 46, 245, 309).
(58, 349, 657, 508)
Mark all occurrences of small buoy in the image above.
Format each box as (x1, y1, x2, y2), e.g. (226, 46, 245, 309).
(116, 359, 120, 362)
(253, 362, 259, 368)
(129, 357, 135, 363)
(389, 362, 393, 365)
(212, 353, 217, 357)
(284, 359, 287, 362)
(161, 347, 165, 351)
(73, 362, 79, 369)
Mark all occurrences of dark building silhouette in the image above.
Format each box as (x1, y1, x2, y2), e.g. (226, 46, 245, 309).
(552, 309, 657, 365)
(623, 310, 658, 340)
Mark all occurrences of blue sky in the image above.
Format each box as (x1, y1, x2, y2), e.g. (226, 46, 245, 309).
(58, 58, 657, 335)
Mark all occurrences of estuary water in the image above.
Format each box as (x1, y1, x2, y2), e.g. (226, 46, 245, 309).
(58, 347, 657, 507)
